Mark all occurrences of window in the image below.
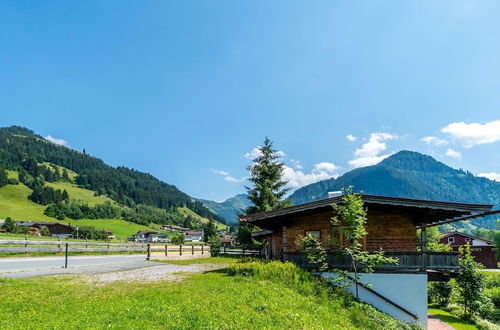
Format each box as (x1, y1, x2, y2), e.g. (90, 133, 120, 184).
(448, 237, 455, 243)
(305, 230, 321, 240)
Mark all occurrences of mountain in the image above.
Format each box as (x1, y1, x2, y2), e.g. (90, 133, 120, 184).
(289, 151, 500, 230)
(197, 194, 251, 224)
(0, 126, 226, 230)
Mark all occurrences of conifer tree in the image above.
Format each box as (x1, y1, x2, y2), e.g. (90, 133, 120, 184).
(0, 169, 8, 187)
(245, 137, 290, 214)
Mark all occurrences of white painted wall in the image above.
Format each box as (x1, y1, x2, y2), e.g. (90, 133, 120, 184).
(321, 272, 427, 329)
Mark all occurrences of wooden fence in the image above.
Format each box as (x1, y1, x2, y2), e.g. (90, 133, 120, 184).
(0, 239, 148, 253)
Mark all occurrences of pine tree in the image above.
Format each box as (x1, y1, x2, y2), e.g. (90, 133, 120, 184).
(0, 169, 8, 187)
(203, 218, 217, 242)
(245, 137, 290, 214)
(62, 189, 69, 201)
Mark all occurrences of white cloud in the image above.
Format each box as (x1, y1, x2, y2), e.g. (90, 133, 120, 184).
(421, 136, 448, 146)
(283, 161, 340, 188)
(45, 135, 69, 147)
(224, 176, 248, 183)
(244, 146, 285, 160)
(346, 134, 357, 142)
(445, 148, 462, 159)
(477, 172, 500, 182)
(290, 159, 303, 169)
(441, 120, 500, 147)
(348, 133, 396, 168)
(210, 169, 229, 176)
(210, 168, 247, 183)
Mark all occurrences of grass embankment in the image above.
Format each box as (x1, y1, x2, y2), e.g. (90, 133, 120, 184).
(0, 261, 417, 329)
(45, 181, 115, 206)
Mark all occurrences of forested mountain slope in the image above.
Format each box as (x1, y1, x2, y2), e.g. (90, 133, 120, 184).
(0, 126, 225, 229)
(197, 194, 251, 224)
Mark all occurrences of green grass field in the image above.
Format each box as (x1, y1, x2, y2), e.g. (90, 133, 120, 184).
(45, 181, 115, 206)
(0, 183, 54, 221)
(0, 261, 416, 330)
(57, 219, 153, 239)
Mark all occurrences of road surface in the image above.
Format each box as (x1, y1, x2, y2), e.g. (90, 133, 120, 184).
(0, 254, 148, 278)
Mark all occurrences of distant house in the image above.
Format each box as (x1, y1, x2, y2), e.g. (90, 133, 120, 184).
(134, 230, 158, 242)
(185, 231, 203, 242)
(15, 221, 41, 235)
(219, 235, 235, 246)
(104, 230, 115, 240)
(13, 221, 73, 237)
(440, 231, 498, 268)
(162, 224, 189, 233)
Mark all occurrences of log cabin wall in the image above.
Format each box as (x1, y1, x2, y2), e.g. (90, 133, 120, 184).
(365, 210, 417, 252)
(266, 209, 417, 255)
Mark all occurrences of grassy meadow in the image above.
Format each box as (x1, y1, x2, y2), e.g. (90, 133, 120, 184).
(0, 261, 417, 330)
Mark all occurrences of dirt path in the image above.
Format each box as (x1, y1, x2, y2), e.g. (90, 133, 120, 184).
(428, 315, 454, 330)
(84, 262, 227, 284)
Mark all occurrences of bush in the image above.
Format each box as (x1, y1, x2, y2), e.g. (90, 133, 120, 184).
(170, 232, 185, 245)
(208, 235, 221, 257)
(429, 281, 453, 307)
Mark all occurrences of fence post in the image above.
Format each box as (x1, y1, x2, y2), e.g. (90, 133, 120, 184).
(201, 245, 204, 255)
(24, 239, 28, 254)
(58, 237, 61, 252)
(180, 244, 182, 256)
(64, 243, 69, 268)
(224, 245, 226, 254)
(146, 243, 151, 261)
(165, 244, 168, 257)
(85, 240, 88, 249)
(243, 248, 245, 255)
(107, 243, 110, 255)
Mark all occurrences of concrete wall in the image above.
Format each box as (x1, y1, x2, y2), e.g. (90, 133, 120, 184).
(321, 272, 427, 328)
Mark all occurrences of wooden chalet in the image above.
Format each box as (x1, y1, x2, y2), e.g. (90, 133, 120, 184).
(440, 231, 498, 268)
(241, 194, 496, 275)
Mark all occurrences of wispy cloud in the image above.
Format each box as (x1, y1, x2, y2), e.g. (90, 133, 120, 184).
(445, 148, 462, 159)
(348, 133, 396, 168)
(421, 136, 448, 146)
(44, 135, 69, 147)
(441, 120, 500, 147)
(346, 134, 357, 142)
(210, 168, 247, 183)
(210, 169, 229, 176)
(477, 172, 500, 182)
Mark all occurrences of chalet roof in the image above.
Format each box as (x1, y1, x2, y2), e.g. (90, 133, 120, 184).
(241, 194, 494, 227)
(185, 231, 203, 236)
(251, 230, 273, 238)
(137, 230, 157, 235)
(441, 231, 495, 245)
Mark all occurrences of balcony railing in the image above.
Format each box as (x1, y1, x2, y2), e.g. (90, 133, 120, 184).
(282, 251, 460, 273)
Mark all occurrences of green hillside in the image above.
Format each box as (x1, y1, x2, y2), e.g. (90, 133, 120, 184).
(45, 181, 115, 206)
(0, 182, 54, 221)
(177, 206, 228, 230)
(0, 126, 227, 234)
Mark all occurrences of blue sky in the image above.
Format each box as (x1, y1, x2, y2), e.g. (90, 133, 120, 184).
(1, 1, 499, 201)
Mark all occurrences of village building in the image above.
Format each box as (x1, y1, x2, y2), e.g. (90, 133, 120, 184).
(241, 194, 496, 327)
(162, 224, 189, 233)
(440, 231, 498, 268)
(185, 231, 203, 242)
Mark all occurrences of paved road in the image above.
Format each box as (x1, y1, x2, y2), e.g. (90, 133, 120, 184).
(0, 254, 147, 277)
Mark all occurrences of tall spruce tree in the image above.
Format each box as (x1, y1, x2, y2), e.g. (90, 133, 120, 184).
(0, 169, 8, 187)
(245, 137, 290, 214)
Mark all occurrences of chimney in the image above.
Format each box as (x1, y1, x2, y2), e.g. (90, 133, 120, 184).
(328, 191, 342, 198)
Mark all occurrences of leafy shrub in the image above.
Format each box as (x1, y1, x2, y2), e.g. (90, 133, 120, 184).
(208, 235, 221, 256)
(428, 281, 453, 307)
